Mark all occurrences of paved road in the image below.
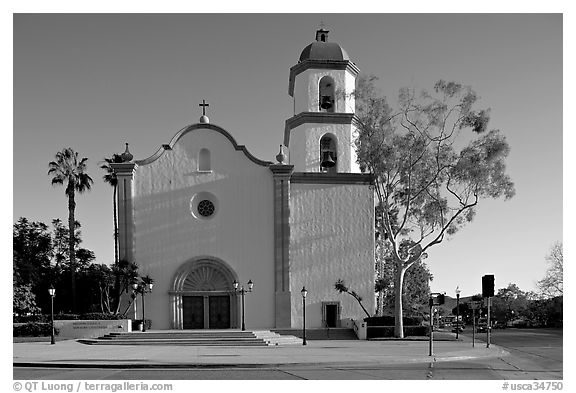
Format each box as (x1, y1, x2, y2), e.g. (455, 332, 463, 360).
(13, 329, 562, 380)
(10, 363, 507, 380)
(460, 328, 562, 380)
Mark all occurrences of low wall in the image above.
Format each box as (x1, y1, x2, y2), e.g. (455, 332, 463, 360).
(54, 319, 132, 339)
(352, 319, 367, 340)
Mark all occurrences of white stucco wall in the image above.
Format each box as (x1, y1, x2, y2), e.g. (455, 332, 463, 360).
(289, 182, 375, 328)
(131, 127, 275, 329)
(288, 122, 360, 173)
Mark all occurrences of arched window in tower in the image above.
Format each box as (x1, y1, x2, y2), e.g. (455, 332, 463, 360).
(320, 134, 337, 173)
(319, 76, 335, 113)
(198, 148, 211, 171)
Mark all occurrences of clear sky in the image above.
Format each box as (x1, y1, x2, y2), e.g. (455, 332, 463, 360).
(12, 13, 563, 299)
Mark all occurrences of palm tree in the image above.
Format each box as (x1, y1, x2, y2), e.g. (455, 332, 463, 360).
(48, 147, 94, 313)
(100, 153, 124, 265)
(334, 279, 371, 318)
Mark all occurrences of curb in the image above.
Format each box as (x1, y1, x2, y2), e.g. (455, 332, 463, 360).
(13, 349, 508, 370)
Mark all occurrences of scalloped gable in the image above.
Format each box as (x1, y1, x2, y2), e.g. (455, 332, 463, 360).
(135, 123, 273, 167)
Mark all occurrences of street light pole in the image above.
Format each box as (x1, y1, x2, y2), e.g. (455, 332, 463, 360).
(301, 287, 308, 346)
(48, 286, 56, 345)
(429, 295, 434, 356)
(455, 286, 461, 339)
(133, 280, 153, 332)
(234, 280, 253, 331)
(141, 289, 146, 332)
(486, 297, 491, 348)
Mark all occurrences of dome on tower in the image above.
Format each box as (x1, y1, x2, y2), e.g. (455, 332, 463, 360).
(298, 28, 350, 62)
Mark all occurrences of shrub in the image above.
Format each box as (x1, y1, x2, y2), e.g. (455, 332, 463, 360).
(13, 314, 48, 323)
(367, 326, 395, 338)
(404, 326, 428, 336)
(364, 315, 423, 326)
(14, 313, 125, 323)
(54, 314, 80, 320)
(13, 322, 59, 337)
(80, 313, 123, 320)
(366, 325, 428, 338)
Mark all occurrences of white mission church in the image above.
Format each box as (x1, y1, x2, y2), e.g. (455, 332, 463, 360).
(111, 28, 375, 330)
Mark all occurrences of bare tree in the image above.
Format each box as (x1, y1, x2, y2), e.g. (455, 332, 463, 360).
(538, 242, 563, 298)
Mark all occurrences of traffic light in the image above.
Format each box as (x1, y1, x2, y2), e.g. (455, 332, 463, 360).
(482, 274, 495, 297)
(437, 294, 445, 305)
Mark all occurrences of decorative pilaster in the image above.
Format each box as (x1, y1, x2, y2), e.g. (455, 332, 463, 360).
(110, 162, 138, 263)
(270, 163, 294, 328)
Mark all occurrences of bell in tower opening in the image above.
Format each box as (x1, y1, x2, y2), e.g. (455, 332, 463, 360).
(320, 134, 337, 172)
(319, 76, 335, 112)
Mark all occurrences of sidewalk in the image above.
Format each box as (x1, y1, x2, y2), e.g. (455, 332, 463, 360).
(13, 333, 509, 369)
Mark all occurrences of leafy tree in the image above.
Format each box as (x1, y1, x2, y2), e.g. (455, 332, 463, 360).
(491, 283, 528, 323)
(375, 238, 432, 317)
(100, 153, 124, 265)
(13, 217, 52, 286)
(334, 279, 371, 318)
(526, 296, 562, 327)
(112, 259, 139, 315)
(50, 218, 82, 272)
(537, 242, 563, 298)
(352, 76, 515, 337)
(48, 147, 94, 312)
(13, 280, 41, 316)
(83, 264, 115, 313)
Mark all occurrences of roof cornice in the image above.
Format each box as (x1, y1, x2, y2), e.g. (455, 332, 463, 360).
(284, 112, 362, 147)
(135, 123, 273, 167)
(288, 59, 361, 97)
(291, 172, 373, 185)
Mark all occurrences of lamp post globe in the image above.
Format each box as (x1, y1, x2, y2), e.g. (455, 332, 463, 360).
(455, 286, 461, 339)
(48, 286, 56, 345)
(234, 280, 253, 331)
(301, 286, 307, 346)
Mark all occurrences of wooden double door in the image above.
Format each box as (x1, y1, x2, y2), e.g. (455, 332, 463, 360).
(182, 295, 231, 329)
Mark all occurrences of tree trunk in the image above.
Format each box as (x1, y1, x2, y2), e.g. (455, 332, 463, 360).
(68, 190, 77, 313)
(113, 184, 118, 265)
(394, 264, 407, 338)
(377, 291, 384, 316)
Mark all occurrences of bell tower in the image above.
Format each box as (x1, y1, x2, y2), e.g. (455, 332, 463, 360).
(284, 28, 361, 173)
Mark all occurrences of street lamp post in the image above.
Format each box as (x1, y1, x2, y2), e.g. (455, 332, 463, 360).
(234, 280, 253, 331)
(455, 286, 461, 339)
(428, 295, 434, 356)
(132, 280, 154, 332)
(301, 287, 308, 346)
(48, 286, 56, 345)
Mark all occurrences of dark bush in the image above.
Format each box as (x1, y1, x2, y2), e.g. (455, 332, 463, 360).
(14, 313, 128, 324)
(367, 325, 428, 339)
(80, 313, 123, 320)
(367, 326, 395, 338)
(54, 314, 79, 320)
(13, 314, 48, 323)
(364, 315, 423, 326)
(404, 326, 428, 336)
(13, 322, 59, 337)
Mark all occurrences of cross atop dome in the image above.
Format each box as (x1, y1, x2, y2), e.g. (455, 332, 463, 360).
(199, 99, 210, 124)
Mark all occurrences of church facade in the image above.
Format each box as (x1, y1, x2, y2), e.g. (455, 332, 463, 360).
(112, 29, 375, 330)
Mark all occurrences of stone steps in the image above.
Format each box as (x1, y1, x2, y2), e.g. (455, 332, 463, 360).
(78, 330, 301, 346)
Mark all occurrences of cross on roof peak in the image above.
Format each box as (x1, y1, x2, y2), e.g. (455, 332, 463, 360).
(199, 99, 210, 116)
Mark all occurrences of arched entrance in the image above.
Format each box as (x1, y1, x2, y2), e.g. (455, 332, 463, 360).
(169, 257, 239, 329)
